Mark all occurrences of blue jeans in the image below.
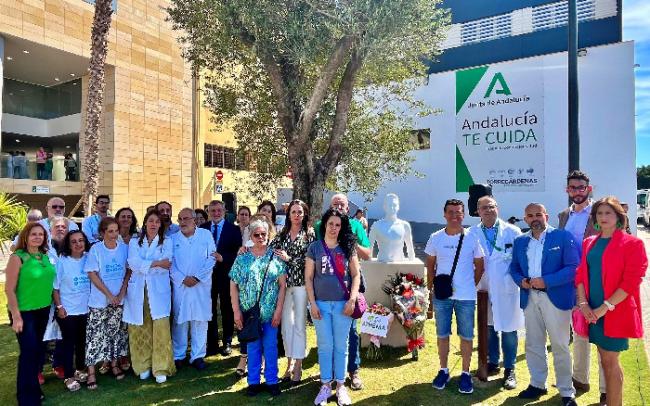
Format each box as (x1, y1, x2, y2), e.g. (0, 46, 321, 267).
(313, 300, 353, 383)
(433, 298, 476, 340)
(488, 325, 518, 370)
(347, 321, 360, 374)
(247, 322, 278, 385)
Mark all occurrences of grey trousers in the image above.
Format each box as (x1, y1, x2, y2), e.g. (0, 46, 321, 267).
(523, 290, 575, 398)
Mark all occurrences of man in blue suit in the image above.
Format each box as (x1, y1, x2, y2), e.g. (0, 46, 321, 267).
(200, 200, 242, 357)
(509, 203, 580, 406)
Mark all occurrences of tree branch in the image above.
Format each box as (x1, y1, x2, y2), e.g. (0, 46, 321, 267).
(319, 50, 363, 175)
(298, 35, 355, 140)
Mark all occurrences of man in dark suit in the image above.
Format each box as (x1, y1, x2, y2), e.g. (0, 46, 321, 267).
(200, 200, 242, 356)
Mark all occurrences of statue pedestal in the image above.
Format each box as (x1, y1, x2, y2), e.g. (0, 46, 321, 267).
(360, 258, 426, 348)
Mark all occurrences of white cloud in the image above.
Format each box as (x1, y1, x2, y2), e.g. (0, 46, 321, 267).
(623, 0, 650, 43)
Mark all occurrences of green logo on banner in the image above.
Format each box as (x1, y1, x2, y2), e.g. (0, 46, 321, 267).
(484, 73, 511, 98)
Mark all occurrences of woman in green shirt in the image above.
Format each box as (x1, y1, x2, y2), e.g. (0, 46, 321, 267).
(5, 222, 56, 405)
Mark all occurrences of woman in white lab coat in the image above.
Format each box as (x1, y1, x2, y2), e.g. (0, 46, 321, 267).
(124, 209, 176, 383)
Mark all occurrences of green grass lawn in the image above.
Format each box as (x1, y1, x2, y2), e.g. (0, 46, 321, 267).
(0, 284, 648, 405)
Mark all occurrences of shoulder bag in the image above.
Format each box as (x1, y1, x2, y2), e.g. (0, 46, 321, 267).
(237, 252, 274, 343)
(322, 241, 367, 319)
(433, 232, 464, 300)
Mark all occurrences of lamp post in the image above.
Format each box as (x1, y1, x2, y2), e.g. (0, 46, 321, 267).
(568, 0, 579, 172)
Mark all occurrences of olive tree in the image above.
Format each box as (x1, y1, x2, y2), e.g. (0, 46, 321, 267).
(168, 0, 448, 216)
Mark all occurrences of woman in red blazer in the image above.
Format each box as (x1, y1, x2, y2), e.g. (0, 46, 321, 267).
(575, 196, 647, 406)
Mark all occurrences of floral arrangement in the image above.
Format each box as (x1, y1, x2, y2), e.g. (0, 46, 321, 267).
(382, 273, 429, 355)
(363, 303, 393, 360)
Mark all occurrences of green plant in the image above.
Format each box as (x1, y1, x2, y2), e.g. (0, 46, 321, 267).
(0, 192, 28, 254)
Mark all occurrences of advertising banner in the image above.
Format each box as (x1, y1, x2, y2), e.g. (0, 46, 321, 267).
(456, 59, 545, 192)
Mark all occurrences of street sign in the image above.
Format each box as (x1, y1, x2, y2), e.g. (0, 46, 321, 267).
(215, 170, 224, 181)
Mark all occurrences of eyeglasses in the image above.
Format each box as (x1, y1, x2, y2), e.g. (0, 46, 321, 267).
(479, 205, 497, 210)
(50, 205, 65, 209)
(178, 216, 194, 222)
(567, 185, 588, 192)
(252, 233, 267, 238)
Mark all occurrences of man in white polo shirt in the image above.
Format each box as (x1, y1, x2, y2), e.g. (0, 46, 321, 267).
(426, 199, 485, 395)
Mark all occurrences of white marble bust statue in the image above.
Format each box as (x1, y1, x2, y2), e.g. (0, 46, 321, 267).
(369, 193, 416, 262)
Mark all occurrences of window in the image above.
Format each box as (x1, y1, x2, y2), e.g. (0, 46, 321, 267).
(204, 144, 248, 170)
(461, 13, 511, 46)
(410, 129, 431, 150)
(532, 0, 597, 32)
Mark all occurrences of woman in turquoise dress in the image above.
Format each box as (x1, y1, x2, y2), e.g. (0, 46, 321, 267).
(576, 197, 647, 406)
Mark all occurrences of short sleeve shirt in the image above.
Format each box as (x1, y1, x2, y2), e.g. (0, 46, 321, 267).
(306, 241, 351, 302)
(84, 241, 128, 309)
(229, 250, 286, 322)
(54, 255, 91, 315)
(270, 229, 315, 288)
(424, 229, 485, 301)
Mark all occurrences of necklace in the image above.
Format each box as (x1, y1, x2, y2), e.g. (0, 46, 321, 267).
(480, 222, 502, 252)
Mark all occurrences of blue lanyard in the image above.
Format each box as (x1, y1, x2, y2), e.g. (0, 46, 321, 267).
(481, 222, 502, 252)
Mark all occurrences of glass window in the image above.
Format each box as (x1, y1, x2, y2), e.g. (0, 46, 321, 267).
(2, 78, 81, 119)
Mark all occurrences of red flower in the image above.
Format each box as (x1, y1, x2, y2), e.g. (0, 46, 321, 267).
(402, 288, 414, 299)
(414, 277, 423, 286)
(405, 273, 414, 281)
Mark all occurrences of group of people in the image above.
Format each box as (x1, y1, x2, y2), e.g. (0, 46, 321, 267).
(5, 150, 29, 179)
(3, 147, 77, 181)
(4, 169, 647, 406)
(425, 170, 646, 406)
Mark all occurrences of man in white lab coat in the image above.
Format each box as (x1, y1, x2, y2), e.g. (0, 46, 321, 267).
(469, 196, 524, 390)
(170, 208, 216, 370)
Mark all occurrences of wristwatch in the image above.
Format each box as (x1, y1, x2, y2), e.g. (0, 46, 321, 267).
(604, 300, 615, 311)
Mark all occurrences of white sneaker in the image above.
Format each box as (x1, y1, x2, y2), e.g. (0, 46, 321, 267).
(336, 386, 352, 406)
(139, 370, 151, 380)
(155, 375, 167, 384)
(314, 383, 332, 405)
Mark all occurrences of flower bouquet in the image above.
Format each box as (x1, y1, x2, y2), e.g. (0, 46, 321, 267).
(360, 303, 393, 361)
(382, 273, 429, 360)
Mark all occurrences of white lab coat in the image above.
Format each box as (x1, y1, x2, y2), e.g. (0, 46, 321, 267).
(170, 228, 216, 324)
(123, 235, 173, 325)
(469, 219, 525, 332)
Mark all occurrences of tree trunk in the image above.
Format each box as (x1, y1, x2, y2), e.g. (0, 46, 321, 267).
(82, 0, 112, 216)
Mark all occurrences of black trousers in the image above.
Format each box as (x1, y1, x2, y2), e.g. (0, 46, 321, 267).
(13, 306, 49, 406)
(55, 314, 87, 379)
(207, 273, 234, 352)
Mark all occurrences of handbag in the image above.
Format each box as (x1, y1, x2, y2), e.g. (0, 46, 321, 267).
(237, 253, 274, 343)
(322, 241, 367, 319)
(433, 232, 464, 300)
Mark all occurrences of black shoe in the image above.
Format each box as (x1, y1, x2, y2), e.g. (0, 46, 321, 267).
(191, 358, 207, 370)
(206, 347, 219, 357)
(518, 385, 548, 399)
(599, 393, 607, 406)
(487, 363, 501, 376)
(246, 384, 263, 397)
(220, 344, 232, 356)
(267, 383, 281, 396)
(572, 378, 590, 393)
(503, 369, 517, 390)
(174, 358, 186, 369)
(562, 396, 578, 406)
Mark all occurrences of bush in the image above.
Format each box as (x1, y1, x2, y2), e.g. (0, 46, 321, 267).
(0, 192, 27, 254)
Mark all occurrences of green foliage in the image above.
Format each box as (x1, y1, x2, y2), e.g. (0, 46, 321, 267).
(168, 0, 449, 207)
(638, 165, 650, 189)
(0, 192, 27, 254)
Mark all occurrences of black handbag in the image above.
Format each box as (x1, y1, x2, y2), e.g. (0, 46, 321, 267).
(433, 232, 464, 300)
(237, 253, 274, 343)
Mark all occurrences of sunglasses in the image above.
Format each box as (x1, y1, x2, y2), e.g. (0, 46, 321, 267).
(252, 233, 267, 238)
(567, 185, 588, 192)
(50, 205, 65, 209)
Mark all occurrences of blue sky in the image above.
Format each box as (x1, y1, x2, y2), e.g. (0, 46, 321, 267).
(624, 0, 650, 166)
